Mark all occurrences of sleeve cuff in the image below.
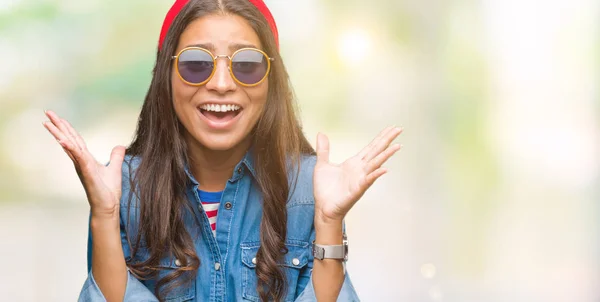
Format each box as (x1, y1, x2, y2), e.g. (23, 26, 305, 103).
(78, 269, 158, 302)
(294, 270, 360, 302)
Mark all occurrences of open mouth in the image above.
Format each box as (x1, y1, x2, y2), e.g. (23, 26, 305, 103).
(198, 104, 243, 124)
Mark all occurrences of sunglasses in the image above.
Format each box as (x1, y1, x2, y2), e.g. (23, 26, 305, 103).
(171, 47, 275, 87)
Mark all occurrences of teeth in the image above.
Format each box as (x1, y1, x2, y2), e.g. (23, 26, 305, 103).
(201, 104, 241, 112)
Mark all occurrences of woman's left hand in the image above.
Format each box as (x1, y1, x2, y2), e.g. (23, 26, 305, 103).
(313, 126, 403, 225)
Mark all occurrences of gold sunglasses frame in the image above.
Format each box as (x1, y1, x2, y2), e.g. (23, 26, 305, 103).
(171, 47, 274, 87)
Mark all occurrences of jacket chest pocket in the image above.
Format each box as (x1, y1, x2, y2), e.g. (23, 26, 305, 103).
(137, 256, 196, 302)
(240, 241, 310, 301)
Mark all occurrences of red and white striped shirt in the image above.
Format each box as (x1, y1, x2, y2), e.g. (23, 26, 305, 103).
(198, 189, 222, 237)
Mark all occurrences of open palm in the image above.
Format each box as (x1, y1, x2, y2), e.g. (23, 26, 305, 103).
(43, 110, 125, 217)
(313, 126, 403, 222)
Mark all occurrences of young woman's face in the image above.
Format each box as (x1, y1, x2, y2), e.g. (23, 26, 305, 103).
(171, 14, 268, 151)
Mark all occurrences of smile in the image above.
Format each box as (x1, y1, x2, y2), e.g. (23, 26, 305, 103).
(197, 103, 243, 130)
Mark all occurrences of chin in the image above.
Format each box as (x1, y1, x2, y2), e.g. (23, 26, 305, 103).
(195, 133, 245, 151)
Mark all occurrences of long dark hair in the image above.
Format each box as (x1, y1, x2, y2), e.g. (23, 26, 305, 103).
(124, 0, 315, 301)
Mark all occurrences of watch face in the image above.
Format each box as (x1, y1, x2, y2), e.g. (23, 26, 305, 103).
(312, 242, 324, 260)
(343, 240, 349, 261)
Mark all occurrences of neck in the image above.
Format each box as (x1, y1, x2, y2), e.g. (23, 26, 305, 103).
(186, 134, 251, 192)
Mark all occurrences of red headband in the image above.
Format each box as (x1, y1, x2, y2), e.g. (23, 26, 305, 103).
(158, 0, 279, 50)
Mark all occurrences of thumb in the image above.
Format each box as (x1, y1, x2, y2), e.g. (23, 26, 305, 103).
(316, 132, 330, 164)
(108, 145, 126, 170)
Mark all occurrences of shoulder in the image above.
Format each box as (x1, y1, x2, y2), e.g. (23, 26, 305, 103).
(120, 154, 142, 208)
(286, 154, 317, 208)
(122, 154, 141, 175)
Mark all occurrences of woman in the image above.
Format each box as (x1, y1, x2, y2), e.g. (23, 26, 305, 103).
(43, 0, 402, 301)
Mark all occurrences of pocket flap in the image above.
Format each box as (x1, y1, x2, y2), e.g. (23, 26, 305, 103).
(129, 256, 195, 301)
(281, 243, 309, 268)
(158, 256, 181, 268)
(241, 240, 310, 269)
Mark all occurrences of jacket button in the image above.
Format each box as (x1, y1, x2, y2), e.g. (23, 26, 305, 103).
(175, 259, 181, 266)
(214, 262, 221, 271)
(252, 257, 257, 264)
(224, 202, 232, 210)
(237, 167, 243, 174)
(292, 258, 300, 266)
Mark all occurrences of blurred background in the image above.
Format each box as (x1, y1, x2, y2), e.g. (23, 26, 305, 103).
(0, 0, 598, 301)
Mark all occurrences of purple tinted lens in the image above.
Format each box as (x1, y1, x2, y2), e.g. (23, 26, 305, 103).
(178, 49, 214, 84)
(231, 49, 268, 85)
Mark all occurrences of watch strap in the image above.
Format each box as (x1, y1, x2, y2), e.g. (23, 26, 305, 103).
(312, 233, 348, 261)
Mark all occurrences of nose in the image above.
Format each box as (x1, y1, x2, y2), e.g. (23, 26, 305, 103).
(205, 57, 236, 94)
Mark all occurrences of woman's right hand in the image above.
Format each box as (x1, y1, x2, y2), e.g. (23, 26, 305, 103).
(43, 110, 126, 220)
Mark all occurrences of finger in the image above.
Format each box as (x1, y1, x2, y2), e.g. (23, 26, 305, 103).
(365, 167, 388, 187)
(43, 121, 78, 162)
(316, 132, 330, 164)
(365, 143, 402, 173)
(108, 145, 126, 172)
(61, 118, 88, 152)
(363, 126, 403, 161)
(357, 126, 394, 159)
(60, 118, 82, 152)
(62, 144, 77, 162)
(45, 110, 77, 148)
(43, 120, 72, 150)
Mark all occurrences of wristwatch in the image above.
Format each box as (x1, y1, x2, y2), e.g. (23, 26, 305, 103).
(312, 233, 348, 261)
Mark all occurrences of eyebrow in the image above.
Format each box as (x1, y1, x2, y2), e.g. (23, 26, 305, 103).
(184, 42, 260, 52)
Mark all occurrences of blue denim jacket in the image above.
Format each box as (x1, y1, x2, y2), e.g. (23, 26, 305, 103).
(79, 150, 360, 301)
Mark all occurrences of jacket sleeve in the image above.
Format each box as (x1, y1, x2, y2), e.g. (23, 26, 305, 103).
(294, 271, 360, 302)
(78, 269, 158, 302)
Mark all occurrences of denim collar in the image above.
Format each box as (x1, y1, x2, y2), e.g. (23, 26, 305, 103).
(183, 146, 256, 186)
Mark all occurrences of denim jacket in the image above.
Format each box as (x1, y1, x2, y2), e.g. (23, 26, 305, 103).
(78, 150, 360, 301)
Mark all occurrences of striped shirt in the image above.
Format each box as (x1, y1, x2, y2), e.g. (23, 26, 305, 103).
(198, 189, 223, 237)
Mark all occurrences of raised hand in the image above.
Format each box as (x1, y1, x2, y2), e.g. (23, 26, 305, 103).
(313, 126, 403, 224)
(42, 110, 126, 219)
